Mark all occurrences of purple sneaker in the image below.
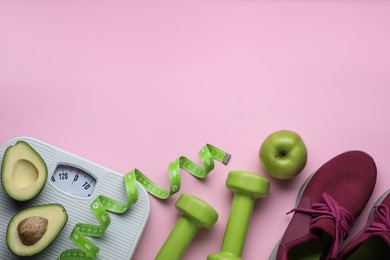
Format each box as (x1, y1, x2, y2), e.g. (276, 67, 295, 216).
(270, 151, 377, 260)
(338, 189, 390, 259)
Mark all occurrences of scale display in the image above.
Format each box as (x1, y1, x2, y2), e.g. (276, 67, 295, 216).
(50, 164, 97, 197)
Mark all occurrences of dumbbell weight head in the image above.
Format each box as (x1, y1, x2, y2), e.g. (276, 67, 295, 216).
(226, 171, 270, 198)
(156, 194, 218, 260)
(208, 171, 270, 260)
(176, 194, 218, 228)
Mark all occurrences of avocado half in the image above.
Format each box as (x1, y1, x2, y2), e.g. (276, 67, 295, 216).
(7, 204, 68, 257)
(1, 141, 48, 201)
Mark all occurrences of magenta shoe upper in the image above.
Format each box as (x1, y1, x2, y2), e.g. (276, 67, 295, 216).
(275, 151, 377, 260)
(338, 191, 390, 259)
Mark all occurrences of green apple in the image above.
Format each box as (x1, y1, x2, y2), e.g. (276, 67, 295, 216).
(259, 130, 307, 179)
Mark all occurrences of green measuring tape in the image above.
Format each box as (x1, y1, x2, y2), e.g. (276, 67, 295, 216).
(58, 144, 230, 260)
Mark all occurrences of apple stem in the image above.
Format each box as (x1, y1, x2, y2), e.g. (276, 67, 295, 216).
(276, 151, 287, 158)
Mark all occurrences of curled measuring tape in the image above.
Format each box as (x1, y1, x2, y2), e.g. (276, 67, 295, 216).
(58, 144, 230, 259)
(132, 144, 231, 199)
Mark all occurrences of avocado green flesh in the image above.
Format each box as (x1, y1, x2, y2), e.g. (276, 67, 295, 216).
(7, 204, 68, 257)
(1, 141, 48, 201)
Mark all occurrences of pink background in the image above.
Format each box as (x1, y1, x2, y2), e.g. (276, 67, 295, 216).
(1, 1, 390, 259)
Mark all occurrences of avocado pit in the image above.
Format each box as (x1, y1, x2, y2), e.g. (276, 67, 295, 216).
(17, 216, 48, 245)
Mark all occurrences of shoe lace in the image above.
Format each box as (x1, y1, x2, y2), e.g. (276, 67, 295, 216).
(287, 192, 354, 259)
(366, 204, 390, 233)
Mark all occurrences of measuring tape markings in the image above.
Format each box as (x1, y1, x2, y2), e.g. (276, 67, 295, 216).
(58, 144, 230, 259)
(133, 144, 231, 199)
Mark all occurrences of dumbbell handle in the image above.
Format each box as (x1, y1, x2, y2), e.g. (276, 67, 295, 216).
(155, 216, 199, 260)
(220, 193, 255, 257)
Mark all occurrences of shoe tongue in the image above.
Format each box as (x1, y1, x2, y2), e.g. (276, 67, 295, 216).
(309, 219, 338, 259)
(310, 218, 337, 239)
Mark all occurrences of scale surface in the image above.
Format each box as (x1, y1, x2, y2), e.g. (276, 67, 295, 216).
(0, 137, 150, 259)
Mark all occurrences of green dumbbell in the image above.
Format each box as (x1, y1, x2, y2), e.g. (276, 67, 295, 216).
(155, 194, 218, 260)
(208, 171, 270, 260)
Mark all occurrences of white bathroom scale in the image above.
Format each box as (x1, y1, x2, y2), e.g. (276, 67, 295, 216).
(0, 136, 150, 259)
